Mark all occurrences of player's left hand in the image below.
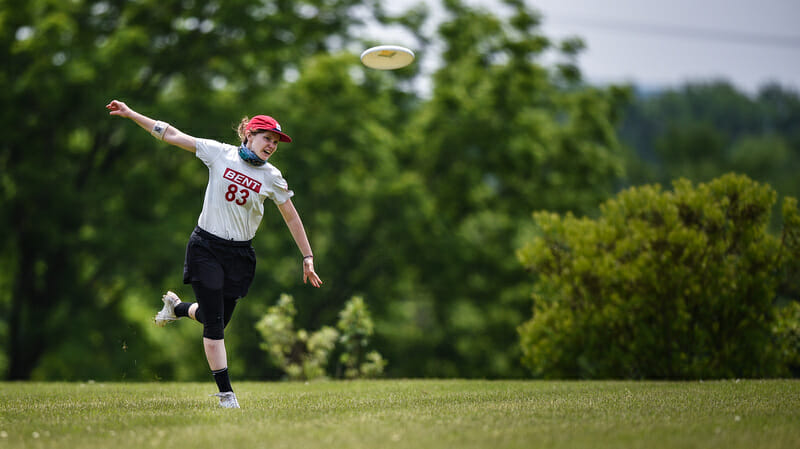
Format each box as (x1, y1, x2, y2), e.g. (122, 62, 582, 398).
(303, 258, 322, 288)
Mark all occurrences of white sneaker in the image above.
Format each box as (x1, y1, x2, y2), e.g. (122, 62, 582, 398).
(154, 291, 180, 327)
(212, 391, 240, 409)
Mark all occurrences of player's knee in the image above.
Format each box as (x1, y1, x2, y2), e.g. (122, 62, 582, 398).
(202, 318, 225, 340)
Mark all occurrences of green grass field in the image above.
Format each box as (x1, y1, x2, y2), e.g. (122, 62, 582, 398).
(1, 379, 798, 449)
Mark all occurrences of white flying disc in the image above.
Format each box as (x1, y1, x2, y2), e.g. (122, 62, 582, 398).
(360, 45, 415, 70)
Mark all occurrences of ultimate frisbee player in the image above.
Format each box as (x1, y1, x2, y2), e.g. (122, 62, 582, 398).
(106, 100, 322, 408)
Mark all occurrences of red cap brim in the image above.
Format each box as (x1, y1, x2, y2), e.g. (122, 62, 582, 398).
(274, 131, 292, 143)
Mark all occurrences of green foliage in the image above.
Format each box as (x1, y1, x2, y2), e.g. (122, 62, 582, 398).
(254, 294, 300, 369)
(518, 173, 800, 379)
(337, 296, 386, 378)
(255, 294, 385, 380)
(14, 0, 787, 382)
(254, 294, 339, 381)
(773, 301, 800, 376)
(620, 82, 800, 209)
(0, 0, 412, 381)
(391, 0, 629, 378)
(359, 351, 388, 378)
(779, 197, 800, 284)
(773, 198, 800, 376)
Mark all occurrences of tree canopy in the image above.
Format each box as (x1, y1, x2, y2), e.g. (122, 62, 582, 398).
(2, 0, 797, 381)
(518, 174, 800, 378)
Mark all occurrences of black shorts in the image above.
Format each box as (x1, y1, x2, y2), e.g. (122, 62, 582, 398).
(183, 227, 256, 298)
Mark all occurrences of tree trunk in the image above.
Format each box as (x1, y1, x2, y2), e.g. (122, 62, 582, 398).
(7, 235, 45, 380)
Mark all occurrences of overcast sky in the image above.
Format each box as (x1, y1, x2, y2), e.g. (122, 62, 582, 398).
(375, 0, 800, 94)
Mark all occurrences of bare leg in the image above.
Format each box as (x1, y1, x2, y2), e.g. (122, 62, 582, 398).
(203, 338, 228, 371)
(179, 302, 227, 370)
(188, 303, 199, 320)
(174, 290, 237, 405)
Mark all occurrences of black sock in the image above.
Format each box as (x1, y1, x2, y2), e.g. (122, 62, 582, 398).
(212, 368, 233, 393)
(174, 302, 192, 318)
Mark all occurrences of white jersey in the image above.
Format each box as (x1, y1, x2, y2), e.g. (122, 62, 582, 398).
(195, 138, 294, 241)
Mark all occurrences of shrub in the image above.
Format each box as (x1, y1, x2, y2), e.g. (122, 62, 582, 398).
(255, 294, 386, 380)
(773, 300, 800, 377)
(254, 294, 339, 381)
(337, 296, 386, 379)
(517, 173, 800, 379)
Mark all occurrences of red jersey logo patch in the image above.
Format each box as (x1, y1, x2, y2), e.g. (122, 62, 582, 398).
(223, 168, 262, 193)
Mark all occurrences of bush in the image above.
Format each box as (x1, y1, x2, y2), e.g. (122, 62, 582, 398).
(255, 294, 386, 380)
(517, 173, 800, 379)
(337, 296, 387, 379)
(254, 294, 339, 381)
(773, 301, 800, 377)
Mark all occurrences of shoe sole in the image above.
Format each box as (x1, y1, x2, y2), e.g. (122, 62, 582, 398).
(154, 316, 177, 327)
(154, 292, 180, 327)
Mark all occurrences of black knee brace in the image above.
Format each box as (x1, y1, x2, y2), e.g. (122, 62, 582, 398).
(191, 280, 225, 340)
(223, 295, 240, 329)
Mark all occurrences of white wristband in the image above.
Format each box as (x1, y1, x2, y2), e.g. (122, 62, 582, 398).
(150, 121, 169, 140)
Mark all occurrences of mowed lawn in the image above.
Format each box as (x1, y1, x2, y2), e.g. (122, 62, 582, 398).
(1, 379, 798, 449)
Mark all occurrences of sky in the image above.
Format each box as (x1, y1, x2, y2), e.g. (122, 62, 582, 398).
(372, 0, 800, 94)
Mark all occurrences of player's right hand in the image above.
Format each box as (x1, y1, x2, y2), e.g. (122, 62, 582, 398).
(105, 100, 131, 117)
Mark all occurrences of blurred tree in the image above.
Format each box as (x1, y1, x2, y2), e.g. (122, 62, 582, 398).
(1, 0, 631, 380)
(619, 81, 800, 203)
(0, 0, 401, 380)
(220, 51, 434, 380)
(394, 0, 630, 377)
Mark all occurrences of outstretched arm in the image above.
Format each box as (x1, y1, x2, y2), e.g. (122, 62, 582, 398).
(106, 100, 197, 153)
(278, 199, 323, 288)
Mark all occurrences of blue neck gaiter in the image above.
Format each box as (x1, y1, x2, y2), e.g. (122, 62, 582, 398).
(238, 144, 266, 167)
